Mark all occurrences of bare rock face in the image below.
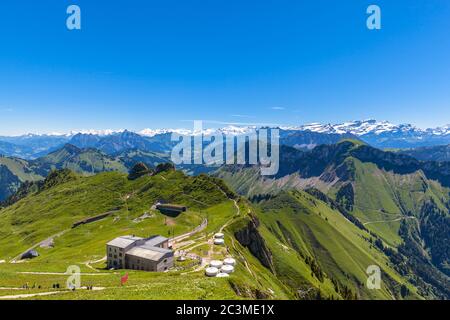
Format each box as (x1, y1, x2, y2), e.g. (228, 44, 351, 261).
(234, 216, 273, 270)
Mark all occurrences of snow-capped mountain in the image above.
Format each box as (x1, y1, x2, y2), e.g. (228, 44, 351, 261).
(68, 129, 126, 136)
(290, 120, 450, 148)
(293, 119, 449, 137)
(1, 120, 450, 159)
(427, 124, 450, 136)
(6, 120, 449, 139)
(138, 125, 257, 137)
(138, 128, 191, 137)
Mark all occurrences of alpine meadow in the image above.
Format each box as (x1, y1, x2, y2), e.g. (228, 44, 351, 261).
(0, 1, 449, 306)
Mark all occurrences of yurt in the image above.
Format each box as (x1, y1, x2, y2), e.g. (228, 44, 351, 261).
(220, 265, 234, 274)
(205, 267, 219, 277)
(214, 238, 225, 245)
(223, 257, 236, 266)
(210, 260, 223, 268)
(214, 232, 224, 239)
(216, 272, 230, 278)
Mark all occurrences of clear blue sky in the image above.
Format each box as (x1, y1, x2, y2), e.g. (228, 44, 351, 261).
(0, 0, 449, 135)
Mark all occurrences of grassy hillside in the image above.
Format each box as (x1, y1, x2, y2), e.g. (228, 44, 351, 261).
(0, 169, 293, 300)
(114, 149, 170, 169)
(31, 144, 127, 176)
(215, 141, 450, 299)
(347, 158, 450, 246)
(1, 140, 448, 299)
(0, 170, 228, 260)
(247, 191, 421, 300)
(0, 145, 129, 201)
(0, 157, 43, 201)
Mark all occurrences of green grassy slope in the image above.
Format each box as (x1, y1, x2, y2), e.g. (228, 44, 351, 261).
(0, 157, 42, 182)
(0, 170, 293, 300)
(31, 144, 127, 176)
(0, 170, 229, 260)
(0, 157, 43, 201)
(0, 145, 176, 202)
(214, 141, 450, 299)
(248, 191, 421, 300)
(345, 158, 450, 247)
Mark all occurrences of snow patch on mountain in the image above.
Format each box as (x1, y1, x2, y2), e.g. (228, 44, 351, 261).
(69, 129, 126, 136)
(138, 128, 192, 137)
(293, 119, 449, 137)
(4, 120, 450, 139)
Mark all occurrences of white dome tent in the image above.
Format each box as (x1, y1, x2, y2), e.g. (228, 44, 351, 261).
(216, 272, 230, 278)
(210, 260, 223, 268)
(220, 265, 234, 274)
(205, 267, 219, 277)
(223, 257, 236, 266)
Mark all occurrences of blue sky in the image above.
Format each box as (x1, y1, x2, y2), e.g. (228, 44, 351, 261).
(0, 0, 449, 135)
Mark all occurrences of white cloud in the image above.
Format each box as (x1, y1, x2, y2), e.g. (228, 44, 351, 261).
(270, 107, 285, 110)
(231, 114, 255, 119)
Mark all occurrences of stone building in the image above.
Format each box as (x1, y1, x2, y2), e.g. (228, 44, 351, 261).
(106, 235, 173, 272)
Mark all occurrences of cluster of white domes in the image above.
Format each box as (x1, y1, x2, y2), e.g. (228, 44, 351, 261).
(204, 257, 236, 277)
(213, 233, 225, 245)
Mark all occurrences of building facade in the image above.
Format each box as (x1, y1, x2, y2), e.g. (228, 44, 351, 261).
(106, 235, 173, 271)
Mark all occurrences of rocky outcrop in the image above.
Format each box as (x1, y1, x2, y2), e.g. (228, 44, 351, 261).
(234, 216, 273, 270)
(128, 162, 153, 180)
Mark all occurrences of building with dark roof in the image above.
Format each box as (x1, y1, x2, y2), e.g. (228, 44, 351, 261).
(156, 204, 187, 216)
(106, 235, 173, 271)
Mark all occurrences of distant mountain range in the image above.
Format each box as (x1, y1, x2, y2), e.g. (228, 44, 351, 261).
(1, 119, 450, 202)
(279, 119, 450, 149)
(1, 120, 449, 160)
